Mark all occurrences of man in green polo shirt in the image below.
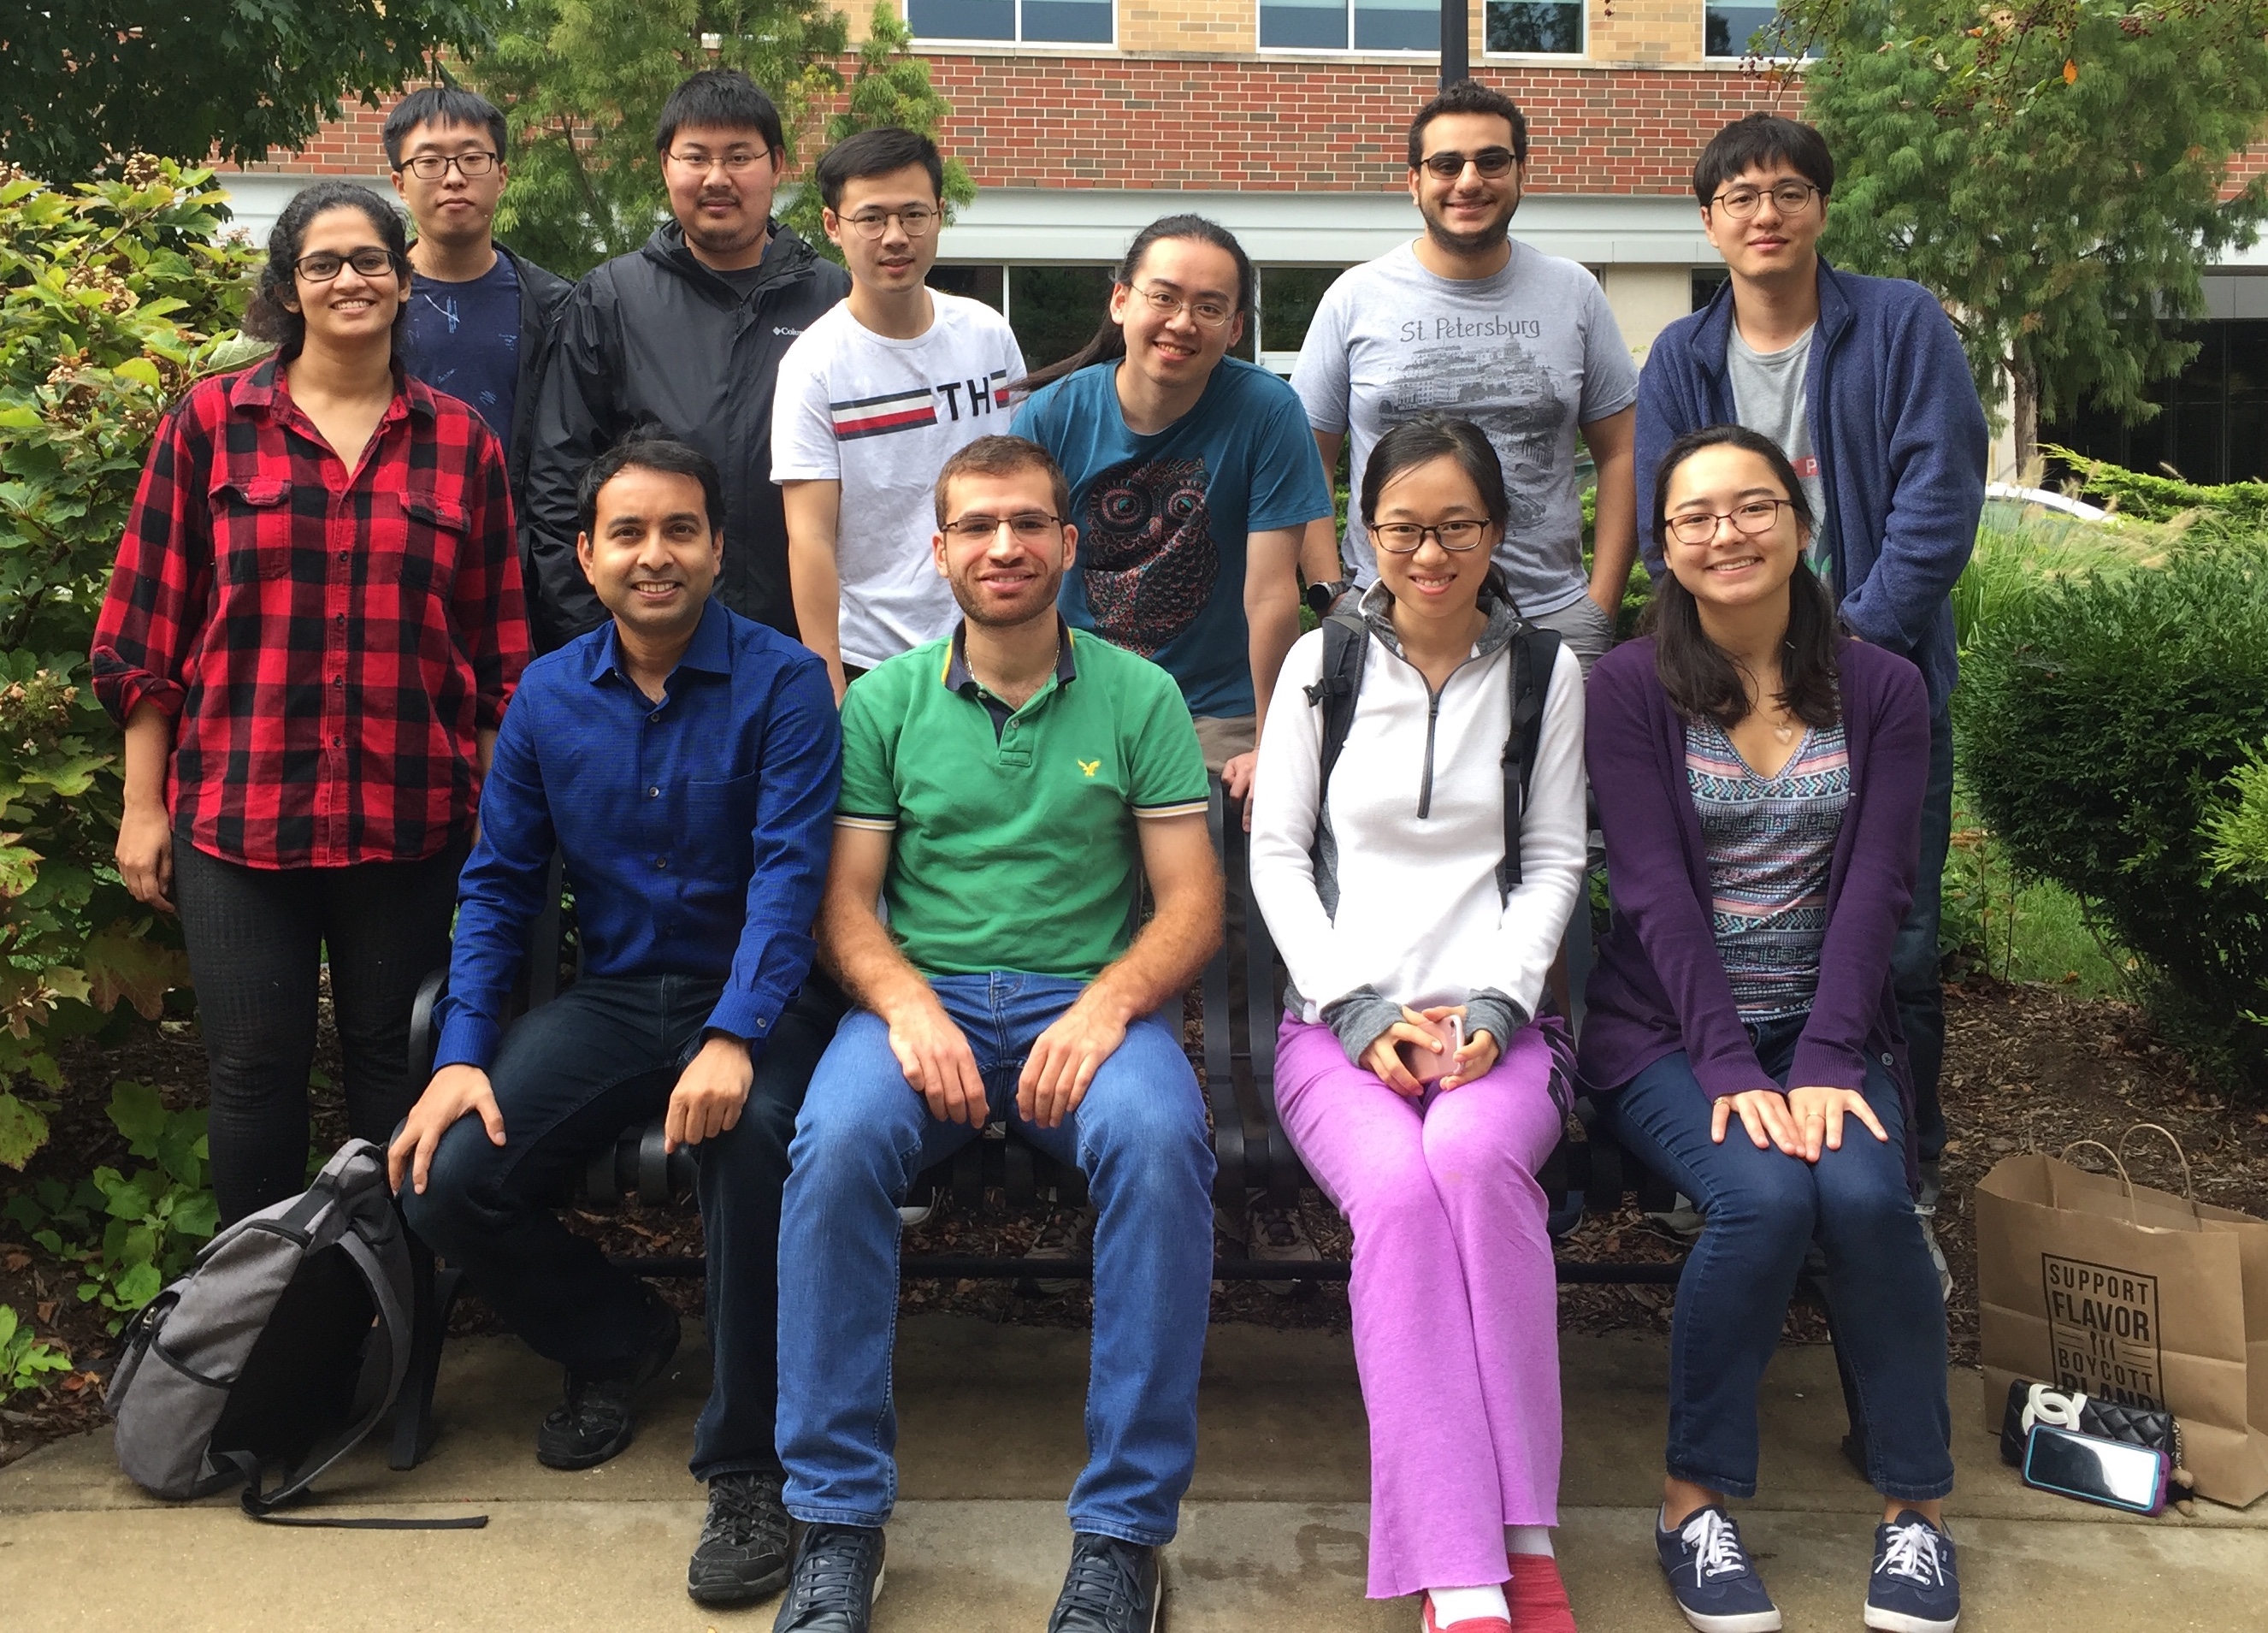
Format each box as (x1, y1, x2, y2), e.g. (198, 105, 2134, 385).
(771, 435, 1222, 1633)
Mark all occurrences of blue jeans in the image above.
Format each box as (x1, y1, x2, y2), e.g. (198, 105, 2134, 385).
(1892, 705, 1955, 1167)
(1606, 1014, 1952, 1501)
(776, 972, 1216, 1545)
(400, 972, 842, 1482)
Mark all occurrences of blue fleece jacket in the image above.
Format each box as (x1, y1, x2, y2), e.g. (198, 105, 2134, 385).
(1635, 259, 1987, 714)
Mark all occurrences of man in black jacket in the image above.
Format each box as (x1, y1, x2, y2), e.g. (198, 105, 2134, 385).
(385, 86, 575, 561)
(523, 69, 851, 650)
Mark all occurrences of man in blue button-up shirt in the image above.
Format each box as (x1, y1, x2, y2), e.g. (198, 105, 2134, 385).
(391, 436, 841, 1607)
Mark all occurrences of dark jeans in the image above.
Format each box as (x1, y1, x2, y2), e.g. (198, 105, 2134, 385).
(174, 834, 466, 1226)
(399, 972, 844, 1482)
(1893, 705, 1956, 1167)
(1606, 1014, 1953, 1502)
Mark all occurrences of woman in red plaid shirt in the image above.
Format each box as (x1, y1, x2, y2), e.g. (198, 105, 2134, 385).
(92, 181, 531, 1225)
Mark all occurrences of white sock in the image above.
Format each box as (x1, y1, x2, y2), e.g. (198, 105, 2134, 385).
(1426, 1584, 1509, 1624)
(1506, 1525, 1554, 1558)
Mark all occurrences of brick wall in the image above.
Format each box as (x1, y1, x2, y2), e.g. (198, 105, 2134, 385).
(223, 57, 1800, 195)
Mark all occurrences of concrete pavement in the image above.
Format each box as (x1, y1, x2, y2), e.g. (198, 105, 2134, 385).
(3, 1316, 2263, 1630)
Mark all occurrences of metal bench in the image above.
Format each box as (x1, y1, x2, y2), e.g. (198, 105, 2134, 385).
(387, 775, 1684, 1464)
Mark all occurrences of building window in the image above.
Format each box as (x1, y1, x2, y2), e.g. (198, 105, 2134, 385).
(2047, 321, 2268, 487)
(1704, 5, 1819, 60)
(1485, 0, 1582, 54)
(1692, 268, 1728, 312)
(1261, 0, 1438, 53)
(933, 263, 1341, 378)
(908, 0, 1112, 45)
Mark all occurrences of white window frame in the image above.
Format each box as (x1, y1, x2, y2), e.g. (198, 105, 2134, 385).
(1479, 0, 1587, 61)
(1255, 0, 1438, 56)
(1702, 3, 1818, 62)
(905, 0, 1118, 50)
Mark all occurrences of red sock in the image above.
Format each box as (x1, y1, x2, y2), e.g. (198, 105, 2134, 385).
(1505, 1553, 1578, 1633)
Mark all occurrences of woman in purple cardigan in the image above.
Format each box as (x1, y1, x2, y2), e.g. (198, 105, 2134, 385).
(1581, 426, 1956, 1633)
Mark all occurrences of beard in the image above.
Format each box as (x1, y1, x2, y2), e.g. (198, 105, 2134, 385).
(948, 559, 1065, 628)
(681, 196, 768, 260)
(1420, 194, 1515, 257)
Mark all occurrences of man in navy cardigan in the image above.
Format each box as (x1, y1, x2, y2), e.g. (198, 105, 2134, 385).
(1635, 112, 1986, 1210)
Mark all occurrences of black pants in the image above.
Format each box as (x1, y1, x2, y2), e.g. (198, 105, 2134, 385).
(174, 834, 466, 1226)
(399, 972, 844, 1481)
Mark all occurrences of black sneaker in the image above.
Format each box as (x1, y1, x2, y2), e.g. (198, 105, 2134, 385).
(535, 1291, 678, 1470)
(687, 1470, 792, 1606)
(772, 1523, 885, 1633)
(1047, 1533, 1161, 1633)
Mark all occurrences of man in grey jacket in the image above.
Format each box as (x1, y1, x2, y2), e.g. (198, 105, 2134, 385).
(523, 69, 850, 651)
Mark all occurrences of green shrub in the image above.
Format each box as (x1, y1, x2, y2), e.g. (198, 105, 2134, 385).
(0, 1302, 72, 1397)
(0, 159, 262, 1169)
(1958, 540, 2268, 1094)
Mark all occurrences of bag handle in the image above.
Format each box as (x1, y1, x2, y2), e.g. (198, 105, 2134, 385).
(2117, 1121, 2203, 1223)
(2056, 1139, 2140, 1223)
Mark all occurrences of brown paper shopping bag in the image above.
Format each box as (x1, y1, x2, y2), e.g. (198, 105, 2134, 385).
(1975, 1126, 2268, 1507)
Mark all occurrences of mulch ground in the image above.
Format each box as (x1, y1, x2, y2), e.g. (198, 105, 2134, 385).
(8, 972, 2266, 1466)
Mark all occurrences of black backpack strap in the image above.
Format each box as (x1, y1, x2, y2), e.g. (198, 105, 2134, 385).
(1301, 610, 1369, 790)
(234, 1230, 486, 1530)
(1497, 626, 1561, 900)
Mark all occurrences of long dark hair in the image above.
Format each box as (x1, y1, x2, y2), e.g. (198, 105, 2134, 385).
(1642, 423, 1840, 729)
(242, 181, 410, 360)
(1360, 412, 1517, 611)
(1013, 214, 1253, 396)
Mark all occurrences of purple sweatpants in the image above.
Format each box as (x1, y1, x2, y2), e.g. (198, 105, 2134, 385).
(1274, 1014, 1566, 1600)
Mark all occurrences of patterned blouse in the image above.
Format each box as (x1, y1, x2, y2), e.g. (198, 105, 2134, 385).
(1685, 715, 1851, 1021)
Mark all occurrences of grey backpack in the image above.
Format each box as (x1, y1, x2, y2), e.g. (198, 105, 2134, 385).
(106, 1139, 480, 1527)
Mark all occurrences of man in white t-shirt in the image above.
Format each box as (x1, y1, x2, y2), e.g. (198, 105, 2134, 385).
(775, 127, 1025, 701)
(1291, 80, 1639, 674)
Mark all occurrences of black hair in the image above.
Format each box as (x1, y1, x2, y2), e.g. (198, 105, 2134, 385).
(815, 126, 943, 211)
(933, 435, 1072, 528)
(242, 181, 410, 358)
(1692, 112, 1834, 207)
(1360, 413, 1518, 609)
(655, 68, 785, 159)
(1013, 215, 1253, 396)
(383, 86, 509, 169)
(577, 435, 727, 542)
(1408, 79, 1530, 169)
(1642, 423, 1840, 730)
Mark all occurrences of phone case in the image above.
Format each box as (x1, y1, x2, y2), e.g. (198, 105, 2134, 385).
(1409, 1015, 1464, 1086)
(2020, 1423, 2171, 1516)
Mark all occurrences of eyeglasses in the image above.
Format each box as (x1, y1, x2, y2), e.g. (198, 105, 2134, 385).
(942, 512, 1064, 543)
(397, 151, 499, 180)
(667, 149, 773, 175)
(1709, 181, 1823, 219)
(1125, 281, 1236, 329)
(1664, 498, 1797, 546)
(1367, 519, 1491, 554)
(293, 247, 404, 282)
(1420, 146, 1518, 180)
(842, 205, 939, 239)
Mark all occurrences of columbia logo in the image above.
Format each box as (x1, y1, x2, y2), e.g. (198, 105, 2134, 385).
(772, 326, 802, 337)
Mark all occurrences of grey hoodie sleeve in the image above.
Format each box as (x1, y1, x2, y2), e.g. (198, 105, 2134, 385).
(1322, 987, 1405, 1066)
(1463, 990, 1527, 1057)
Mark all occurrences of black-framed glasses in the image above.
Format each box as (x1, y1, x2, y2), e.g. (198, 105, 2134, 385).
(1420, 146, 1518, 180)
(1367, 519, 1491, 554)
(941, 512, 1064, 543)
(397, 151, 499, 180)
(292, 247, 404, 282)
(841, 205, 939, 239)
(1664, 498, 1797, 546)
(1125, 281, 1236, 329)
(1710, 181, 1823, 219)
(666, 148, 772, 175)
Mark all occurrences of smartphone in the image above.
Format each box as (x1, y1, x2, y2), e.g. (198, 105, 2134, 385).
(2021, 1423, 2171, 1516)
(1403, 1014, 1464, 1086)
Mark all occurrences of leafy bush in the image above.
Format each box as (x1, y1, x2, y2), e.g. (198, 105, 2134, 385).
(0, 159, 262, 1169)
(0, 1302, 72, 1397)
(1, 1082, 217, 1329)
(1958, 539, 2268, 1094)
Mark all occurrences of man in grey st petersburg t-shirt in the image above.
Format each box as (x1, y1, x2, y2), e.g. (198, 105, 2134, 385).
(1291, 78, 1639, 672)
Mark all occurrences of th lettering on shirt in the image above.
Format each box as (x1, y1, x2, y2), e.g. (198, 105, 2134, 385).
(830, 370, 1013, 441)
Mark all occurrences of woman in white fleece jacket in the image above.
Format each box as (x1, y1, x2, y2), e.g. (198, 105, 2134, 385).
(1250, 414, 1588, 1633)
